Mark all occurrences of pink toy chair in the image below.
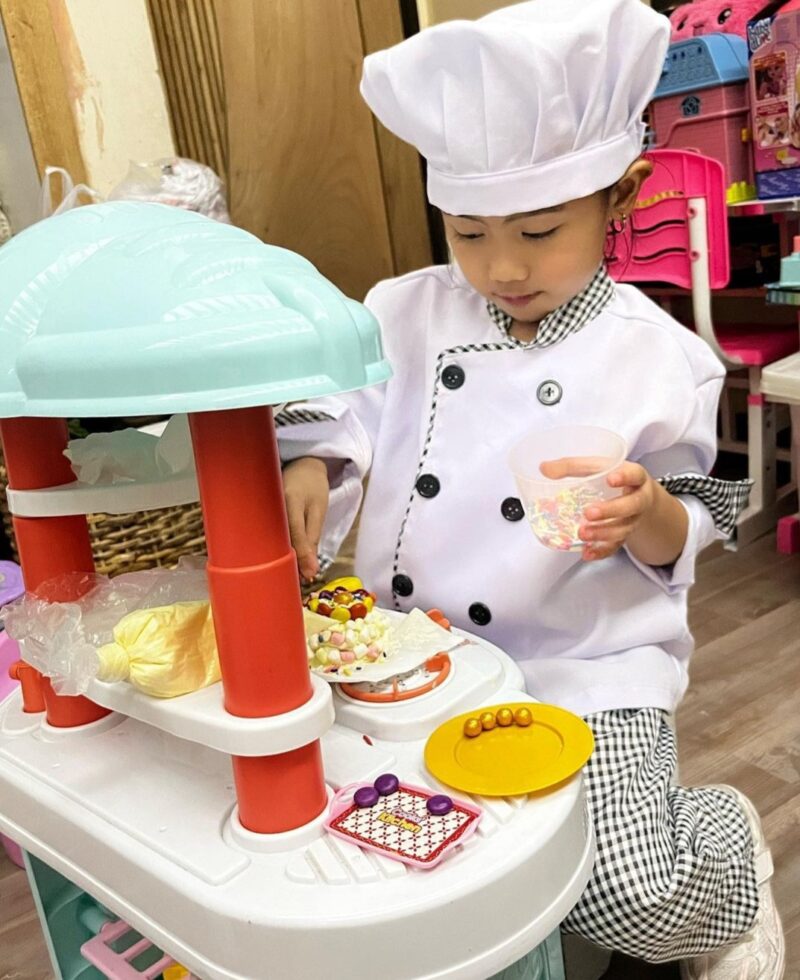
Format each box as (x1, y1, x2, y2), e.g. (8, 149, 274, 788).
(609, 149, 799, 546)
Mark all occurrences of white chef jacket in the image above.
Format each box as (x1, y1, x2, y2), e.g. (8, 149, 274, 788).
(278, 264, 731, 716)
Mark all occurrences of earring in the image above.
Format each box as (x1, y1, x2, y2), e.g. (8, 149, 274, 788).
(610, 214, 628, 235)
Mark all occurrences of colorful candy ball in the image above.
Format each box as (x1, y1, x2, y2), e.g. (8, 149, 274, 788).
(480, 711, 497, 731)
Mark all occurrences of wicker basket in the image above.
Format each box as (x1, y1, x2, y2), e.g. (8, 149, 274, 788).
(0, 450, 207, 577)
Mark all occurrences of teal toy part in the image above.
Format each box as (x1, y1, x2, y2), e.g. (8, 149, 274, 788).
(23, 852, 111, 980)
(0, 202, 391, 419)
(778, 236, 800, 289)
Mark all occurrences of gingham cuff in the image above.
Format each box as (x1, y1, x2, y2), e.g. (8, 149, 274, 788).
(657, 473, 753, 538)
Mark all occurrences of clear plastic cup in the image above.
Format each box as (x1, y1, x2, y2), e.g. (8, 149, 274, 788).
(508, 426, 628, 552)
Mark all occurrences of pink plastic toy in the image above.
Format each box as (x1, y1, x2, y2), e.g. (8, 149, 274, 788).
(609, 149, 730, 290)
(80, 919, 198, 980)
(670, 0, 764, 41)
(325, 776, 481, 869)
(651, 84, 754, 191)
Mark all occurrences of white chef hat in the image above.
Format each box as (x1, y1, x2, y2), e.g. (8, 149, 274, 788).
(360, 0, 669, 216)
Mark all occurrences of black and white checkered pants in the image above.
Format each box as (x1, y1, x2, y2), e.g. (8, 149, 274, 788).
(562, 708, 760, 962)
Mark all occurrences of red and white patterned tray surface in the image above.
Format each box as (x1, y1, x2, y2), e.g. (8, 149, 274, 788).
(325, 782, 481, 869)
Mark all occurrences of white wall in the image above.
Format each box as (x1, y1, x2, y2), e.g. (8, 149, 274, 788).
(55, 0, 174, 195)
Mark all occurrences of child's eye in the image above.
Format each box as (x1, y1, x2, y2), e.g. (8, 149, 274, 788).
(522, 228, 558, 241)
(452, 230, 484, 240)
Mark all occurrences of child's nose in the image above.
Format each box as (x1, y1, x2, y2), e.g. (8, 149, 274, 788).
(489, 256, 529, 283)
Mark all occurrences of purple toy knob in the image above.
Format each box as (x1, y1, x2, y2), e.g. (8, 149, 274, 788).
(374, 773, 399, 796)
(426, 794, 453, 816)
(354, 785, 380, 808)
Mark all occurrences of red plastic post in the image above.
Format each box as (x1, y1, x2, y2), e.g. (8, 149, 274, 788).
(0, 418, 110, 727)
(9, 660, 46, 713)
(189, 407, 327, 833)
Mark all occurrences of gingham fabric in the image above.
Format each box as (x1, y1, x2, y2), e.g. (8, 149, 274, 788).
(274, 407, 335, 427)
(486, 264, 615, 350)
(562, 708, 759, 961)
(657, 474, 753, 539)
(487, 271, 753, 537)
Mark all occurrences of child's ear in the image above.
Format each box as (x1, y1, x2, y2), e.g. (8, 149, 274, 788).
(610, 159, 652, 218)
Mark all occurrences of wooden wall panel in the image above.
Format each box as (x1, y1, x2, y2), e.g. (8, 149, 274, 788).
(357, 0, 433, 276)
(212, 0, 401, 300)
(146, 0, 228, 183)
(0, 0, 86, 183)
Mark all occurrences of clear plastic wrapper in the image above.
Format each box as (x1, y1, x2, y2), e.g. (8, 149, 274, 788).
(64, 415, 193, 485)
(3, 560, 211, 696)
(107, 158, 230, 222)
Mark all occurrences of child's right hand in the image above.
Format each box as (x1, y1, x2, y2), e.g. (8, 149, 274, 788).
(282, 457, 330, 582)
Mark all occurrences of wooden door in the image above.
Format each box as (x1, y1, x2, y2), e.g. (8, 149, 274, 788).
(208, 0, 431, 300)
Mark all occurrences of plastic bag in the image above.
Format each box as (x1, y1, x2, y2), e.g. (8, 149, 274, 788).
(40, 166, 101, 217)
(64, 415, 194, 485)
(97, 599, 219, 697)
(107, 157, 230, 222)
(3, 560, 213, 697)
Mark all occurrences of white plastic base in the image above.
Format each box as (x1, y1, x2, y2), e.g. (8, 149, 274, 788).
(0, 633, 594, 980)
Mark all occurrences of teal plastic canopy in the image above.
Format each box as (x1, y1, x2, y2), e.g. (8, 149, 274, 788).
(0, 202, 390, 418)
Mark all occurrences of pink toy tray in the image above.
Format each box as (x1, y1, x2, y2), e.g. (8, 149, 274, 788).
(325, 778, 481, 869)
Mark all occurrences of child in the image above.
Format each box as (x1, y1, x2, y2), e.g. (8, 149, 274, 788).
(279, 1, 784, 975)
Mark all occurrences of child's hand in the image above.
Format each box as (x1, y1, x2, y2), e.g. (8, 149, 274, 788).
(282, 457, 330, 581)
(540, 459, 656, 562)
(579, 462, 656, 561)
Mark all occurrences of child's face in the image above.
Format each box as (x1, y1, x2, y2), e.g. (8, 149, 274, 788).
(443, 191, 612, 323)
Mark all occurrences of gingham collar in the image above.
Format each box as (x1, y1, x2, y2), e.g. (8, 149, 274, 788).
(486, 265, 615, 349)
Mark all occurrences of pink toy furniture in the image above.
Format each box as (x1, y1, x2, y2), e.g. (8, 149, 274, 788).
(651, 83, 754, 193)
(609, 148, 799, 546)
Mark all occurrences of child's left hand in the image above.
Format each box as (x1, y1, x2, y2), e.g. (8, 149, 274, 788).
(540, 459, 656, 562)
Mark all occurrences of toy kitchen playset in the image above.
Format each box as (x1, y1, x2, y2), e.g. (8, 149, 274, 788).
(0, 203, 595, 980)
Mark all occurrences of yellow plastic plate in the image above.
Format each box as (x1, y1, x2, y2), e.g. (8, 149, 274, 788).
(424, 703, 594, 797)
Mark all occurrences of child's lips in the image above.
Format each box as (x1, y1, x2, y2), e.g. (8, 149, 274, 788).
(496, 292, 540, 307)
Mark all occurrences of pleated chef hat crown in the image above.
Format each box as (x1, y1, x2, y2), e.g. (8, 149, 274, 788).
(360, 0, 670, 216)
